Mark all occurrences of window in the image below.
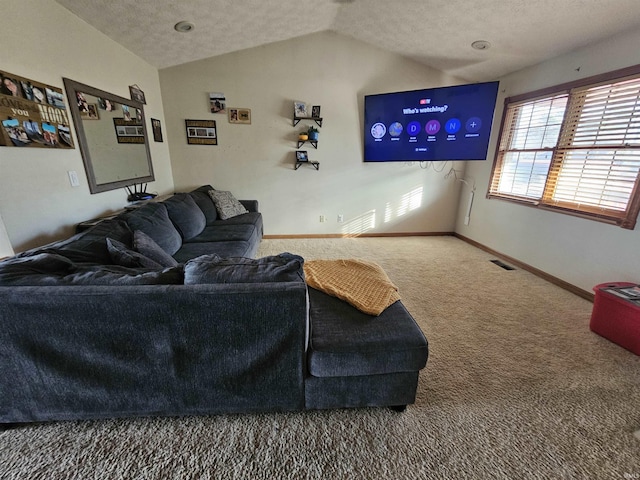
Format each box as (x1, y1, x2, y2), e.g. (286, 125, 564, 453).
(488, 65, 640, 229)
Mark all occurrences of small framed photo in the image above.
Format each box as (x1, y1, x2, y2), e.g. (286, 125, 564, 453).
(151, 118, 163, 142)
(81, 103, 100, 120)
(228, 108, 251, 124)
(294, 101, 308, 117)
(311, 105, 321, 118)
(129, 84, 146, 104)
(296, 150, 308, 162)
(209, 92, 226, 113)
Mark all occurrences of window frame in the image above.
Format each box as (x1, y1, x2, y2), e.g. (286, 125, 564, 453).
(487, 64, 640, 229)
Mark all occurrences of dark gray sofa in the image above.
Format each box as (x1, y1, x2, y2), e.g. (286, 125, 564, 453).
(0, 185, 428, 424)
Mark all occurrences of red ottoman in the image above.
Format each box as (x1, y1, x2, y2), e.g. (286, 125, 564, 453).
(590, 282, 640, 356)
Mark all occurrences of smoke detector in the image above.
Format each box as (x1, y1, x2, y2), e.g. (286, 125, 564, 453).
(174, 21, 195, 33)
(471, 40, 491, 50)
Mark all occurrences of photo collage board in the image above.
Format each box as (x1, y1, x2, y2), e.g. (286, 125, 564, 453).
(0, 69, 74, 149)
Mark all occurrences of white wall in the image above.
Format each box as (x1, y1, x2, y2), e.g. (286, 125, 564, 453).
(160, 31, 466, 236)
(0, 0, 174, 252)
(455, 27, 640, 292)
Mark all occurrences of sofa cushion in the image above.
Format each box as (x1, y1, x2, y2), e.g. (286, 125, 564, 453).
(184, 253, 304, 284)
(106, 238, 163, 269)
(124, 203, 182, 255)
(63, 265, 184, 285)
(163, 193, 206, 240)
(34, 218, 133, 265)
(307, 288, 428, 378)
(187, 224, 256, 243)
(173, 241, 254, 263)
(188, 190, 218, 223)
(209, 211, 263, 229)
(208, 190, 248, 220)
(133, 230, 179, 268)
(0, 253, 75, 285)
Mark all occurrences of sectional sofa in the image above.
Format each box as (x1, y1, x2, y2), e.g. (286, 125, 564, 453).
(0, 185, 429, 425)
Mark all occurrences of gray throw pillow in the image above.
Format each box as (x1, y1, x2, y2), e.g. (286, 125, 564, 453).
(106, 237, 163, 270)
(133, 230, 179, 268)
(208, 190, 248, 220)
(184, 252, 304, 284)
(124, 203, 182, 255)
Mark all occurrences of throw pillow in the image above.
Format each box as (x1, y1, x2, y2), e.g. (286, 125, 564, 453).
(124, 203, 182, 255)
(106, 237, 163, 270)
(208, 190, 248, 220)
(184, 252, 304, 284)
(133, 230, 179, 268)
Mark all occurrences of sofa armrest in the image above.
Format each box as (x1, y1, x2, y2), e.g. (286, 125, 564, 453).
(239, 200, 259, 212)
(0, 282, 307, 423)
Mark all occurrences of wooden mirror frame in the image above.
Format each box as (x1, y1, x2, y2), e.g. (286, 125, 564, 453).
(63, 77, 154, 194)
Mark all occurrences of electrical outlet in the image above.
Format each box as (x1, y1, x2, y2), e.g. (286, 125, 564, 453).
(337, 214, 344, 223)
(68, 170, 80, 187)
(319, 215, 326, 223)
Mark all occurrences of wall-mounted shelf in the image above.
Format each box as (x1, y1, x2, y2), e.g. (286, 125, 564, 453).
(298, 139, 318, 149)
(292, 112, 323, 169)
(295, 161, 320, 170)
(293, 116, 323, 127)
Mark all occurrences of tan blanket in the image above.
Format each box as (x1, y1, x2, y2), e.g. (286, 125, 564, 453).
(303, 259, 401, 316)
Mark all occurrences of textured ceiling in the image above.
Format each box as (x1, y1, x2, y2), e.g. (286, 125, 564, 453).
(54, 0, 640, 81)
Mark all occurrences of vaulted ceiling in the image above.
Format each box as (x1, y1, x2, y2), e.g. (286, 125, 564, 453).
(54, 0, 640, 81)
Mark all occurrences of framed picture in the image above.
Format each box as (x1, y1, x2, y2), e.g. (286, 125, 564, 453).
(113, 118, 144, 144)
(129, 84, 146, 104)
(296, 150, 308, 162)
(80, 103, 100, 120)
(294, 101, 308, 117)
(151, 118, 163, 142)
(311, 105, 321, 118)
(0, 69, 74, 149)
(185, 119, 217, 145)
(209, 92, 226, 114)
(228, 108, 251, 124)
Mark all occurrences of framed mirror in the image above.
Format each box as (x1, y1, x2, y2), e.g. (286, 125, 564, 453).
(63, 78, 154, 194)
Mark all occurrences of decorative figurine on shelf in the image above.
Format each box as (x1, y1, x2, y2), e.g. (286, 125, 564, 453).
(307, 125, 319, 141)
(299, 131, 308, 141)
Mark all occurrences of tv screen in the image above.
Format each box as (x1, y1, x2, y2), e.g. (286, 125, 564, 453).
(363, 81, 499, 162)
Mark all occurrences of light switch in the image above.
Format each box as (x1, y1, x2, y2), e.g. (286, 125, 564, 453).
(68, 170, 80, 187)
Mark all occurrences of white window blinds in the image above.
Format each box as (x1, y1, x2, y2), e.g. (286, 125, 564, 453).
(488, 68, 640, 229)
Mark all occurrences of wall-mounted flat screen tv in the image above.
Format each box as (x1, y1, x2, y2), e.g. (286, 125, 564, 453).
(363, 81, 499, 162)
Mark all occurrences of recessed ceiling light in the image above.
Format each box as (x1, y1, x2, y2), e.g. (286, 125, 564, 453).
(471, 40, 491, 50)
(174, 21, 195, 33)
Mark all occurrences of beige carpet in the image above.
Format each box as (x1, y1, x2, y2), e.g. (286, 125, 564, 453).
(1, 236, 639, 479)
